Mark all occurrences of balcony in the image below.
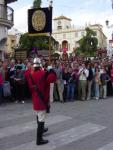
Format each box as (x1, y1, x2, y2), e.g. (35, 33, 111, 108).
(0, 4, 14, 29)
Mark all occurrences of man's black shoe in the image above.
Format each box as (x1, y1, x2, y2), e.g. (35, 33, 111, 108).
(37, 139, 49, 145)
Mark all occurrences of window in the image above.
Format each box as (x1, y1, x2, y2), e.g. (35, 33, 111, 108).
(66, 25, 70, 29)
(93, 31, 97, 36)
(75, 32, 78, 37)
(11, 40, 15, 43)
(57, 26, 62, 30)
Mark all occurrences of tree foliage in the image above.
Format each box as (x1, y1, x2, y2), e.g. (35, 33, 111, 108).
(77, 27, 98, 56)
(19, 33, 49, 53)
(33, 0, 42, 8)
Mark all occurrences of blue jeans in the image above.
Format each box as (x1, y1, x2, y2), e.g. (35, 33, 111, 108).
(91, 80, 95, 97)
(66, 83, 75, 101)
(95, 83, 99, 98)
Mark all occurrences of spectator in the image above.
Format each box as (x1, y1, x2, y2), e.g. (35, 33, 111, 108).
(54, 62, 64, 102)
(94, 67, 100, 100)
(8, 59, 16, 101)
(66, 67, 76, 101)
(110, 63, 113, 89)
(87, 63, 93, 100)
(0, 72, 3, 101)
(14, 66, 25, 103)
(78, 63, 89, 100)
(100, 67, 110, 99)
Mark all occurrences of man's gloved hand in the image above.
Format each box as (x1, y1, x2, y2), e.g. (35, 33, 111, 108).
(47, 66, 52, 71)
(45, 66, 56, 78)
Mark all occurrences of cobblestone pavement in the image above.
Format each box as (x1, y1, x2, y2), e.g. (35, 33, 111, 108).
(0, 97, 113, 150)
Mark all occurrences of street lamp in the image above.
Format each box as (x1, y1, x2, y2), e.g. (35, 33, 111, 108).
(105, 20, 109, 26)
(49, 0, 53, 7)
(105, 0, 113, 27)
(105, 20, 113, 56)
(47, 0, 53, 7)
(112, 0, 113, 9)
(105, 20, 113, 28)
(105, 0, 113, 57)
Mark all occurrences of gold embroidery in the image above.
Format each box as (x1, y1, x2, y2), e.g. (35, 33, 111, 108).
(32, 10, 46, 31)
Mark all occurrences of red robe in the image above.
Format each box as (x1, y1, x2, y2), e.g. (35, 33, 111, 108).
(26, 69, 56, 111)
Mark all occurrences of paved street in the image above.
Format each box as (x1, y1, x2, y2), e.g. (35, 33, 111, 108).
(0, 98, 113, 150)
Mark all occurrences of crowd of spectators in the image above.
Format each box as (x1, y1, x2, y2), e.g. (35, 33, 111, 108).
(0, 56, 113, 104)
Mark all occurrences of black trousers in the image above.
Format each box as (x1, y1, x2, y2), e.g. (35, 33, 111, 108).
(15, 82, 25, 101)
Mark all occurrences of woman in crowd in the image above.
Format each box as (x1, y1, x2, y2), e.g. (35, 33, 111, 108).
(8, 59, 16, 101)
(66, 67, 76, 101)
(110, 63, 113, 89)
(14, 66, 25, 103)
(100, 67, 110, 99)
(94, 67, 100, 100)
(0, 72, 3, 101)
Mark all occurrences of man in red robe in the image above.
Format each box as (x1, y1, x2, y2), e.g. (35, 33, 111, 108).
(26, 58, 56, 145)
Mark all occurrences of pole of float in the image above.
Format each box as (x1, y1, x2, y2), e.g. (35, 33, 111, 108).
(49, 32, 51, 65)
(48, 0, 53, 65)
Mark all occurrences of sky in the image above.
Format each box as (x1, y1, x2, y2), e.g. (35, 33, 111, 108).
(8, 0, 113, 39)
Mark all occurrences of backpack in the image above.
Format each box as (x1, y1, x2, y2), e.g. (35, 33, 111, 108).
(3, 81, 11, 97)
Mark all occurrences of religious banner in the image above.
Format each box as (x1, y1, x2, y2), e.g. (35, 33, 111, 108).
(28, 7, 52, 34)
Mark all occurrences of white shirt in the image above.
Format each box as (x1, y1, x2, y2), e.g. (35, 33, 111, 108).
(78, 68, 89, 80)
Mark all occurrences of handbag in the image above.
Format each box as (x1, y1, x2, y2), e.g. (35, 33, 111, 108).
(3, 81, 11, 97)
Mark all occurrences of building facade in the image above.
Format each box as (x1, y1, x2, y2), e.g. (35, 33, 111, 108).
(6, 28, 21, 58)
(108, 39, 113, 57)
(52, 15, 107, 54)
(0, 0, 17, 60)
(6, 34, 16, 57)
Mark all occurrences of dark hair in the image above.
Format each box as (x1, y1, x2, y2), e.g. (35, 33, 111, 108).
(16, 66, 22, 70)
(44, 62, 49, 69)
(34, 67, 41, 71)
